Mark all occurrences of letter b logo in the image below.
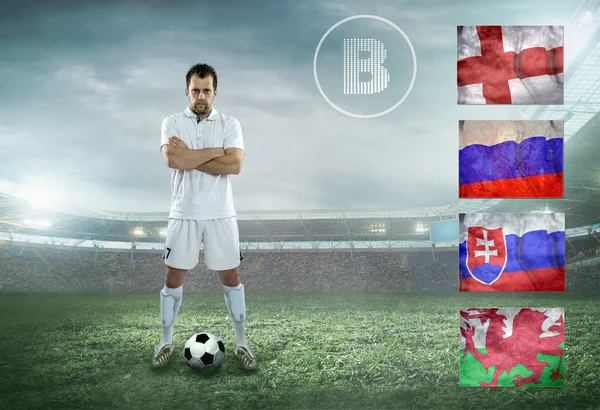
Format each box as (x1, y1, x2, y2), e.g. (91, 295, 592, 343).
(343, 39, 390, 95)
(314, 15, 417, 118)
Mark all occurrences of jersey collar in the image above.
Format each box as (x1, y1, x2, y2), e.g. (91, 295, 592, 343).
(184, 106, 219, 122)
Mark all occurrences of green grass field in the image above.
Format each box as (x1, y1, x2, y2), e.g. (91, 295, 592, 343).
(0, 292, 598, 409)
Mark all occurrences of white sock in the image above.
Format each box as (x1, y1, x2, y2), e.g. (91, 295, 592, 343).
(223, 283, 247, 347)
(160, 284, 183, 345)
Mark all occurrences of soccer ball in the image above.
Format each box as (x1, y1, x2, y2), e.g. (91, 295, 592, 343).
(183, 332, 225, 372)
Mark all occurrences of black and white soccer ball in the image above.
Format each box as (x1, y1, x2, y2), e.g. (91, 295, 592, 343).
(183, 332, 225, 372)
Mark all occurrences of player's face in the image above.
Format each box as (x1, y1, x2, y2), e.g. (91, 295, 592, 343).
(186, 74, 217, 115)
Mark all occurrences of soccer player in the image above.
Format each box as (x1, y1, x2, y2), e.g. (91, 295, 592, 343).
(152, 63, 256, 370)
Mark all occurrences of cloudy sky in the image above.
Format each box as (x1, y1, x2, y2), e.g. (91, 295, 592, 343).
(0, 0, 579, 212)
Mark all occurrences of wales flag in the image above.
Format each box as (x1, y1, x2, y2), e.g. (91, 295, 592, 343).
(460, 308, 565, 387)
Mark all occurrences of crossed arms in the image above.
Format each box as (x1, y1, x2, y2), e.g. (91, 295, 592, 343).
(161, 136, 244, 175)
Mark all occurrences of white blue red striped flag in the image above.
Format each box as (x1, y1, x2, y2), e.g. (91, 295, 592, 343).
(459, 120, 563, 198)
(459, 213, 565, 292)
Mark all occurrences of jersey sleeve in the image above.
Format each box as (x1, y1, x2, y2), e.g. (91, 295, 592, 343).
(223, 117, 244, 151)
(160, 116, 178, 151)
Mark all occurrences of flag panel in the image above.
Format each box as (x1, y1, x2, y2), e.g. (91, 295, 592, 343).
(457, 26, 564, 105)
(458, 213, 565, 292)
(459, 120, 564, 199)
(459, 308, 565, 387)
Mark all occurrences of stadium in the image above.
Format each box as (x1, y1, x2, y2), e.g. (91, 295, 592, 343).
(1, 2, 599, 410)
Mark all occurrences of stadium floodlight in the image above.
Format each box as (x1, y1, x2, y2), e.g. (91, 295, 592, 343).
(23, 219, 52, 229)
(415, 222, 428, 233)
(369, 223, 386, 232)
(159, 228, 167, 237)
(370, 227, 386, 234)
(133, 227, 145, 236)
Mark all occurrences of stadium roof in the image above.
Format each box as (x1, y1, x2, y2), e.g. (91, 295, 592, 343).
(520, 0, 600, 141)
(502, 4, 600, 229)
(0, 187, 596, 245)
(0, 187, 485, 243)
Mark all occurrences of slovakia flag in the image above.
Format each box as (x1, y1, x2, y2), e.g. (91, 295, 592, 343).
(459, 120, 563, 198)
(458, 26, 563, 105)
(459, 213, 565, 292)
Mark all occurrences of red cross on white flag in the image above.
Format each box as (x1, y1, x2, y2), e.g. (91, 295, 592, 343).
(457, 26, 564, 105)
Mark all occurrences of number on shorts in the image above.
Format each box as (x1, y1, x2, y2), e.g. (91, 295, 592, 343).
(163, 247, 171, 259)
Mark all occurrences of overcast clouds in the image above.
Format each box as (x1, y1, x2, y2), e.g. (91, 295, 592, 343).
(0, 0, 578, 212)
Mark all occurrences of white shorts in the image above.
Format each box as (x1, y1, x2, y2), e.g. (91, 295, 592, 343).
(163, 217, 242, 271)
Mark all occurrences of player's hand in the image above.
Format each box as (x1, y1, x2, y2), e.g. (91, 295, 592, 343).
(168, 136, 189, 149)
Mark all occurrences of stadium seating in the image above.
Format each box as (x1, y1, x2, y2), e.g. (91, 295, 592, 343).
(0, 245, 597, 292)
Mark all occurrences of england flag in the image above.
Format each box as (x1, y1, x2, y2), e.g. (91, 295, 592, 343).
(457, 26, 564, 105)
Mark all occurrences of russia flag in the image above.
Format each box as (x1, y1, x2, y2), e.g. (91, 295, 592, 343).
(459, 120, 563, 198)
(459, 213, 565, 292)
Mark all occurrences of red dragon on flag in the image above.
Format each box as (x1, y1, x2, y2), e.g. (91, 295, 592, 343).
(460, 308, 564, 387)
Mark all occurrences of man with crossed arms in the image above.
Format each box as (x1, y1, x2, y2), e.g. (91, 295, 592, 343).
(153, 63, 256, 371)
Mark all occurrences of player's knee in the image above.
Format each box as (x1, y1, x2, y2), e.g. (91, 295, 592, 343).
(165, 266, 188, 288)
(219, 268, 239, 287)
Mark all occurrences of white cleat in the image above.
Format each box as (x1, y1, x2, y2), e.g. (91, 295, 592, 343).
(234, 344, 258, 371)
(151, 343, 174, 368)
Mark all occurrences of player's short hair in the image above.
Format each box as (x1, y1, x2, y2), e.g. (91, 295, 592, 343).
(186, 64, 218, 90)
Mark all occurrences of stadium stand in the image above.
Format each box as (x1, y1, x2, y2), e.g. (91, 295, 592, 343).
(1, 243, 597, 293)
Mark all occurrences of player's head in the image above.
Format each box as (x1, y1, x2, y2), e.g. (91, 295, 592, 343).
(185, 63, 218, 116)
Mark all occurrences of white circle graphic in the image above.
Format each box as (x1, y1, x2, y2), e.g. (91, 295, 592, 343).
(313, 15, 417, 119)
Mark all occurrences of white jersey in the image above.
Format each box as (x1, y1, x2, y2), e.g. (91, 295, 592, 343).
(160, 106, 244, 220)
